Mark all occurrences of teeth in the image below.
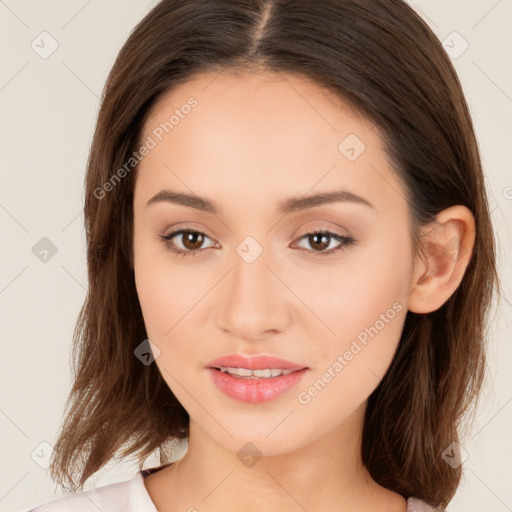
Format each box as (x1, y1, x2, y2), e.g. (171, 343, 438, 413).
(218, 367, 294, 378)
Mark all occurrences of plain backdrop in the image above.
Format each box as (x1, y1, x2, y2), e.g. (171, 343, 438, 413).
(0, 1, 511, 511)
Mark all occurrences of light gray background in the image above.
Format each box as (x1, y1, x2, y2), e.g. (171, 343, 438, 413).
(0, 1, 511, 511)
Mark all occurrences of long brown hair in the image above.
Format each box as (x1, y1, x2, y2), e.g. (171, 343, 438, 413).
(49, 1, 501, 508)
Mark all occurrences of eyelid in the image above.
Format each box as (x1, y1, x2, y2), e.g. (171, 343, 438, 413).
(162, 222, 215, 237)
(293, 221, 350, 238)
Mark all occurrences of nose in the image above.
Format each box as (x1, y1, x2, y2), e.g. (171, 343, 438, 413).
(215, 244, 292, 341)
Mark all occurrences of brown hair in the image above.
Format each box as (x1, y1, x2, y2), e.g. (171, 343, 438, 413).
(49, 0, 501, 508)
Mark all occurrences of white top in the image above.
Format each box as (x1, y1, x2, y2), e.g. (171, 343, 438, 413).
(28, 464, 438, 511)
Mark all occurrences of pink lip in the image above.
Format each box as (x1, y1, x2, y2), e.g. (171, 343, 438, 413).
(206, 353, 308, 372)
(205, 353, 310, 404)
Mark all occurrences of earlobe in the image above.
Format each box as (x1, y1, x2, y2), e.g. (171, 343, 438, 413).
(408, 205, 475, 314)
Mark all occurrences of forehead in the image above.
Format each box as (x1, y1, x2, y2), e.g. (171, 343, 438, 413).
(135, 71, 406, 217)
(142, 70, 365, 148)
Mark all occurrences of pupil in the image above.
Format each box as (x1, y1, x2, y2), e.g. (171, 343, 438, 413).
(310, 233, 329, 251)
(184, 232, 203, 250)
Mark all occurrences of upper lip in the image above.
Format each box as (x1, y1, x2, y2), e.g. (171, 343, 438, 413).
(206, 354, 309, 371)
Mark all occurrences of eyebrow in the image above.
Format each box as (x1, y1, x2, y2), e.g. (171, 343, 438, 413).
(145, 188, 374, 214)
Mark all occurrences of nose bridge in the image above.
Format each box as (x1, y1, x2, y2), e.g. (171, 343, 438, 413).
(217, 234, 289, 339)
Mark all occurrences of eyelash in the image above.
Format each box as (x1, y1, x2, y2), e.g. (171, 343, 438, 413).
(159, 229, 357, 259)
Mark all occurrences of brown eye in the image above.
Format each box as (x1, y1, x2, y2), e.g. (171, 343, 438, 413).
(307, 233, 331, 251)
(160, 229, 216, 257)
(160, 228, 356, 259)
(293, 231, 357, 257)
(181, 231, 205, 251)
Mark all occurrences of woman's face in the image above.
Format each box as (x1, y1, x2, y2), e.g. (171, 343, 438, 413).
(133, 71, 416, 456)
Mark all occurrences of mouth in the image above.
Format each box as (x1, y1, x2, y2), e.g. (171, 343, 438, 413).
(206, 353, 309, 373)
(205, 353, 310, 404)
(210, 366, 305, 379)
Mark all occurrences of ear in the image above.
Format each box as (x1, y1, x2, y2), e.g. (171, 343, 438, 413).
(408, 205, 476, 314)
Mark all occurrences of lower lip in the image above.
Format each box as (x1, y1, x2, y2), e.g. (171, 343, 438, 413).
(207, 367, 309, 404)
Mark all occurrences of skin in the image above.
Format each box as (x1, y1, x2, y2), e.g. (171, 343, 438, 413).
(132, 70, 475, 512)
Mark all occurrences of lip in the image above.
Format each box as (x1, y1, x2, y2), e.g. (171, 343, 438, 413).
(207, 367, 309, 404)
(206, 353, 309, 372)
(205, 353, 310, 404)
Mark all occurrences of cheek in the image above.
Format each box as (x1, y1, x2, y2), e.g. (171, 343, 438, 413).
(133, 247, 219, 399)
(134, 261, 202, 400)
(135, 266, 199, 342)
(293, 282, 407, 426)
(295, 231, 411, 366)
(133, 232, 199, 346)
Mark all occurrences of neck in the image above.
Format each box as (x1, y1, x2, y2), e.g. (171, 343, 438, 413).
(146, 403, 407, 512)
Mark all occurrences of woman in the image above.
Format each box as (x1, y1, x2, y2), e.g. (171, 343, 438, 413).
(29, 0, 500, 510)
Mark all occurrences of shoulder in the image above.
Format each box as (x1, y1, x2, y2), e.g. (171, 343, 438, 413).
(27, 470, 156, 512)
(406, 497, 445, 511)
